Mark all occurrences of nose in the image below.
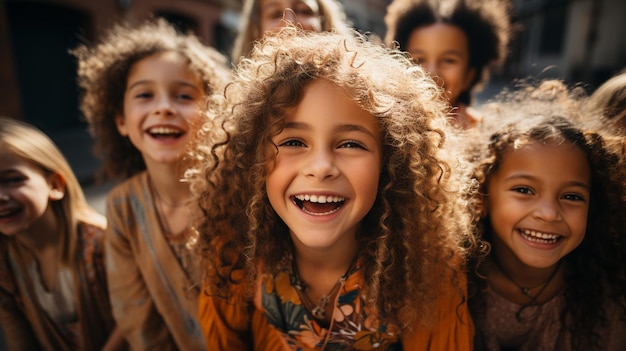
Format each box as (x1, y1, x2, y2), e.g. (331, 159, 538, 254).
(301, 147, 339, 181)
(532, 197, 562, 222)
(154, 96, 175, 116)
(0, 191, 9, 202)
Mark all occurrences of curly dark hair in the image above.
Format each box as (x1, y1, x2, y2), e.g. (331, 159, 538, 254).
(384, 0, 511, 106)
(188, 27, 474, 329)
(465, 79, 626, 349)
(73, 18, 232, 181)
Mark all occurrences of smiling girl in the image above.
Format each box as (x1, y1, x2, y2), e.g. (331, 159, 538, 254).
(465, 80, 626, 350)
(73, 19, 231, 350)
(384, 0, 511, 129)
(0, 117, 125, 350)
(189, 27, 475, 350)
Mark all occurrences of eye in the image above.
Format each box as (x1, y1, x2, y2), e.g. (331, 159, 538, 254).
(562, 193, 585, 202)
(278, 138, 306, 148)
(134, 91, 152, 99)
(177, 93, 195, 101)
(511, 186, 534, 195)
(1, 176, 25, 186)
(338, 140, 367, 150)
(294, 5, 315, 16)
(441, 57, 461, 65)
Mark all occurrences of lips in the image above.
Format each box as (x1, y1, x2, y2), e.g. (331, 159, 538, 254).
(518, 228, 562, 244)
(293, 194, 345, 216)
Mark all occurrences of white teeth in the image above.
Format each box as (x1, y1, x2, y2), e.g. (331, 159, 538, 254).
(148, 126, 182, 134)
(294, 194, 345, 203)
(519, 229, 561, 243)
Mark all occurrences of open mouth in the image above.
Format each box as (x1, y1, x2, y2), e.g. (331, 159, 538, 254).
(293, 194, 345, 216)
(0, 207, 21, 219)
(146, 126, 185, 139)
(518, 229, 562, 245)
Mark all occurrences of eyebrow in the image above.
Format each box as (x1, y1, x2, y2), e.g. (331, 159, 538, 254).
(503, 174, 590, 189)
(410, 48, 464, 57)
(284, 121, 378, 139)
(127, 80, 202, 91)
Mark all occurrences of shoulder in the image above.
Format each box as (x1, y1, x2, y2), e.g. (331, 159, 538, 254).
(108, 171, 148, 198)
(107, 172, 148, 199)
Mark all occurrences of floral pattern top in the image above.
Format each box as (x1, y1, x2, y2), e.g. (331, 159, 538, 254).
(261, 259, 401, 350)
(198, 255, 474, 351)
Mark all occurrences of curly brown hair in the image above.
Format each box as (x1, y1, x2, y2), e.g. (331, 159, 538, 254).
(188, 27, 474, 329)
(73, 18, 232, 181)
(384, 0, 512, 106)
(465, 80, 626, 349)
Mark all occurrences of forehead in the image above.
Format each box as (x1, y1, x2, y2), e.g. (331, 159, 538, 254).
(494, 141, 590, 183)
(0, 149, 41, 174)
(259, 0, 320, 11)
(407, 22, 470, 56)
(129, 51, 195, 77)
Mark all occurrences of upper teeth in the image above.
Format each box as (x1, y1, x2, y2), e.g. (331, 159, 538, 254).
(148, 127, 181, 134)
(520, 229, 560, 240)
(295, 194, 344, 203)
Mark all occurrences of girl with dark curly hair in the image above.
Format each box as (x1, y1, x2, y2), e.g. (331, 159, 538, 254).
(465, 80, 626, 350)
(384, 0, 511, 129)
(188, 27, 475, 350)
(73, 18, 231, 350)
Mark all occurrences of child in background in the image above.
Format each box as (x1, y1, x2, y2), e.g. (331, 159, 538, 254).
(73, 19, 231, 350)
(231, 0, 352, 62)
(384, 0, 511, 129)
(465, 80, 626, 350)
(588, 70, 626, 134)
(0, 117, 125, 350)
(189, 27, 474, 350)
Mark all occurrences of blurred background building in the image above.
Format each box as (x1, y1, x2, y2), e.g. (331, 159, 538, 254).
(0, 0, 624, 185)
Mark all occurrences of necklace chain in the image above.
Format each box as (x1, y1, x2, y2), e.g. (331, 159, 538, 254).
(493, 256, 562, 299)
(290, 257, 358, 320)
(492, 256, 562, 322)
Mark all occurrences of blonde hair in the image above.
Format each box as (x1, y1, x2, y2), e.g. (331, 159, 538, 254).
(189, 27, 473, 328)
(588, 71, 626, 134)
(0, 117, 104, 265)
(230, 0, 352, 62)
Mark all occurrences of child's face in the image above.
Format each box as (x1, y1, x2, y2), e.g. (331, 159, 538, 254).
(486, 141, 591, 270)
(266, 80, 382, 252)
(406, 22, 475, 107)
(0, 150, 64, 236)
(259, 0, 322, 34)
(116, 51, 205, 168)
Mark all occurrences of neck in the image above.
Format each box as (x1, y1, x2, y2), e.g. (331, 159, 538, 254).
(147, 167, 190, 207)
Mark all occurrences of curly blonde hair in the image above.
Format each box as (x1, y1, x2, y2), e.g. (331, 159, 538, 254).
(230, 0, 352, 62)
(465, 80, 626, 349)
(384, 0, 512, 106)
(73, 18, 232, 181)
(188, 27, 474, 329)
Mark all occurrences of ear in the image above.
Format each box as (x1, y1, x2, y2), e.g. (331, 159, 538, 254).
(48, 173, 66, 201)
(115, 114, 129, 136)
